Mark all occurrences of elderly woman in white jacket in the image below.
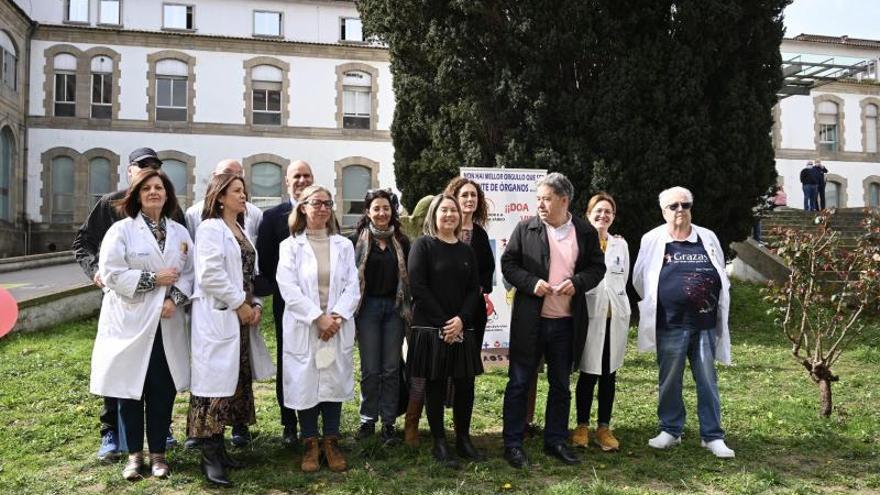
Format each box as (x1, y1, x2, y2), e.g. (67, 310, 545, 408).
(277, 185, 360, 474)
(90, 169, 193, 481)
(571, 192, 630, 453)
(632, 186, 734, 459)
(188, 173, 275, 487)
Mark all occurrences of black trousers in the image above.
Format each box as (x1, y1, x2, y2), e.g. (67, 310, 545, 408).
(118, 327, 177, 453)
(100, 397, 117, 437)
(575, 319, 616, 426)
(425, 377, 475, 440)
(273, 292, 298, 428)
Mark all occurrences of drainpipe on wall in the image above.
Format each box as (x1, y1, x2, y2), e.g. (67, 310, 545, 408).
(21, 19, 35, 255)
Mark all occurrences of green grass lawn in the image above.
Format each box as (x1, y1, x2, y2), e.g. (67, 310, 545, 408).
(0, 282, 878, 494)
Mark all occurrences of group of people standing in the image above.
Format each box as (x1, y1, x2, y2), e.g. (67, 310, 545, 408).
(74, 149, 735, 486)
(799, 159, 829, 211)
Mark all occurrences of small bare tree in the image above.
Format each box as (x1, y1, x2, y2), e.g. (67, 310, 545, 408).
(764, 209, 880, 417)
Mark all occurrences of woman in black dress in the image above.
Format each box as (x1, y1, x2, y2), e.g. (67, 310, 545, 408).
(407, 195, 483, 468)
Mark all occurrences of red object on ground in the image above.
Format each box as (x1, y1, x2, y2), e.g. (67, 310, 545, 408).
(0, 288, 18, 339)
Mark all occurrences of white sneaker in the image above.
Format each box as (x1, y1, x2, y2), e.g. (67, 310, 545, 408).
(701, 439, 735, 458)
(647, 431, 681, 449)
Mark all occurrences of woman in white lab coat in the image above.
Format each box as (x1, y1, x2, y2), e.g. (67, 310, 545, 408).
(90, 169, 193, 481)
(187, 173, 274, 487)
(277, 185, 359, 473)
(571, 192, 630, 453)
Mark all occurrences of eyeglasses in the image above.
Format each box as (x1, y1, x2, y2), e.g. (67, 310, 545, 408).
(306, 199, 334, 209)
(665, 202, 692, 211)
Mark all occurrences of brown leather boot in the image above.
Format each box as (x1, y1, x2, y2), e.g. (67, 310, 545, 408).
(403, 396, 423, 447)
(301, 437, 320, 473)
(321, 436, 347, 472)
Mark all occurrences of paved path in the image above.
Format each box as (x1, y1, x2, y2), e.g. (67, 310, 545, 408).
(0, 262, 92, 302)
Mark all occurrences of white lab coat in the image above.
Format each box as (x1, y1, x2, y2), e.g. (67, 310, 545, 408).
(632, 224, 731, 365)
(190, 218, 275, 397)
(185, 200, 263, 247)
(276, 233, 360, 410)
(579, 235, 631, 375)
(90, 215, 194, 399)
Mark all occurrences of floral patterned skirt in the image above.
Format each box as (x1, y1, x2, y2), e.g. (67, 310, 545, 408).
(186, 325, 256, 438)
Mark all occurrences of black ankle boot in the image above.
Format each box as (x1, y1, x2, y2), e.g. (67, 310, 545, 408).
(455, 434, 485, 461)
(201, 438, 232, 486)
(431, 438, 459, 469)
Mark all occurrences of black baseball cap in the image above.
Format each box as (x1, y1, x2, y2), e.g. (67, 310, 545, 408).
(129, 147, 163, 167)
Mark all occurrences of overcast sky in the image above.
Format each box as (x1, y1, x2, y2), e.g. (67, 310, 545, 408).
(783, 0, 880, 39)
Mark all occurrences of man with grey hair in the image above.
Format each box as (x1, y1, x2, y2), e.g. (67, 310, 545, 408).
(184, 159, 263, 242)
(500, 172, 606, 468)
(256, 159, 314, 447)
(632, 186, 734, 459)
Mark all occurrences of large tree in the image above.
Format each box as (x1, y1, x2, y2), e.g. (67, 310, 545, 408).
(359, 0, 790, 251)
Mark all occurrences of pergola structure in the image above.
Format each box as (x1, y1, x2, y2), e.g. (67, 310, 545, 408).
(780, 55, 875, 99)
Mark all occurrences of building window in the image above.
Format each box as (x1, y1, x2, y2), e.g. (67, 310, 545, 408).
(340, 17, 363, 42)
(66, 0, 89, 23)
(252, 65, 282, 125)
(865, 103, 878, 154)
(91, 56, 112, 119)
(54, 54, 77, 117)
(817, 101, 839, 152)
(343, 71, 371, 129)
(0, 128, 12, 221)
(162, 159, 189, 207)
(0, 32, 16, 91)
(254, 11, 282, 37)
(88, 157, 112, 207)
(825, 181, 842, 209)
(155, 59, 187, 121)
(99, 0, 121, 25)
(51, 156, 75, 223)
(341, 165, 370, 226)
(869, 183, 880, 208)
(163, 4, 194, 30)
(250, 162, 283, 208)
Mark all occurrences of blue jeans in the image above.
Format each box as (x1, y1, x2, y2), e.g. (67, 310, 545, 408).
(656, 326, 724, 441)
(356, 296, 405, 426)
(298, 402, 342, 438)
(802, 184, 818, 211)
(503, 317, 573, 448)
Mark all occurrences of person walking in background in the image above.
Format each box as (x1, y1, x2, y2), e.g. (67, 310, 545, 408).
(72, 147, 185, 461)
(500, 172, 605, 469)
(277, 185, 359, 473)
(813, 160, 829, 210)
(255, 160, 314, 448)
(407, 195, 484, 468)
(188, 173, 275, 486)
(799, 161, 818, 211)
(89, 169, 193, 480)
(571, 192, 630, 452)
(351, 189, 411, 446)
(633, 186, 735, 459)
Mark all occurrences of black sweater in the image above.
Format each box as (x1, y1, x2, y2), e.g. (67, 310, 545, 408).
(408, 235, 481, 329)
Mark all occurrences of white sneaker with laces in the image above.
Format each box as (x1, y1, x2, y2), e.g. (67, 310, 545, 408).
(647, 431, 681, 449)
(701, 439, 735, 458)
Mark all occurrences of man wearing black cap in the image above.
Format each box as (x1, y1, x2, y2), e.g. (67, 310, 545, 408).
(72, 147, 187, 461)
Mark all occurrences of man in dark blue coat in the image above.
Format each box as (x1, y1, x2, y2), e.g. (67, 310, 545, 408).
(255, 159, 313, 447)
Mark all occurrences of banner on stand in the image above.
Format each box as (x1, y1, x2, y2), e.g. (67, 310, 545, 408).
(460, 167, 546, 368)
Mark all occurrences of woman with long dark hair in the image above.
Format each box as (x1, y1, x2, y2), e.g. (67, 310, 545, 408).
(351, 189, 411, 444)
(188, 173, 275, 486)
